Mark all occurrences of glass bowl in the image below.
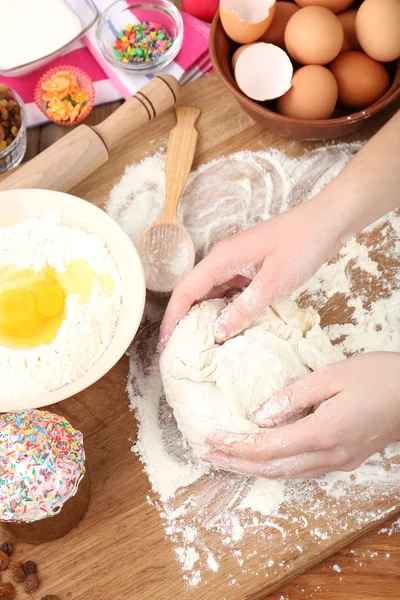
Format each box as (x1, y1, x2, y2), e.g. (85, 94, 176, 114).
(0, 0, 98, 78)
(0, 88, 27, 174)
(96, 0, 184, 74)
(34, 66, 95, 127)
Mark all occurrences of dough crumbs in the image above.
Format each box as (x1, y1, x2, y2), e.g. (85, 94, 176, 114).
(109, 143, 400, 590)
(332, 564, 342, 573)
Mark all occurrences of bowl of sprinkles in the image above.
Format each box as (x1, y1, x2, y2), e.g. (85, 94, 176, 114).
(96, 0, 183, 73)
(34, 66, 94, 126)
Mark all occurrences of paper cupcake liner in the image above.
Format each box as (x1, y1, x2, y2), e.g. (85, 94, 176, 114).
(1, 470, 91, 546)
(34, 65, 95, 127)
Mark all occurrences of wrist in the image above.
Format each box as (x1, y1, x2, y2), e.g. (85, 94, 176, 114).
(306, 187, 356, 255)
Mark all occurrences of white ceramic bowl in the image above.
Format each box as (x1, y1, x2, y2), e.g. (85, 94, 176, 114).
(0, 189, 146, 411)
(0, 0, 98, 77)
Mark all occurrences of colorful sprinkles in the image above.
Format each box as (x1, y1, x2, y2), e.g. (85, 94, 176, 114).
(0, 410, 85, 523)
(113, 21, 174, 64)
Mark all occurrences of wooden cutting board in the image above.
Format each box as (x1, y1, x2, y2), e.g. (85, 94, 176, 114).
(1, 74, 400, 600)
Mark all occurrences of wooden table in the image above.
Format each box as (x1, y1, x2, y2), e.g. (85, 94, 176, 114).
(2, 77, 400, 599)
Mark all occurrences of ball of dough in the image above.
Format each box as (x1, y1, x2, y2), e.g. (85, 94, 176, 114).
(160, 297, 345, 458)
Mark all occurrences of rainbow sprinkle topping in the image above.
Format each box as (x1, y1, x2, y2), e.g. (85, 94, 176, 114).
(0, 409, 85, 523)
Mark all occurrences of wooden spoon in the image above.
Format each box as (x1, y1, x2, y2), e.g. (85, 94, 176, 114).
(137, 106, 201, 294)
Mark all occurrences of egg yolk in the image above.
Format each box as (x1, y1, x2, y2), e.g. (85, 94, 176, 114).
(0, 260, 114, 350)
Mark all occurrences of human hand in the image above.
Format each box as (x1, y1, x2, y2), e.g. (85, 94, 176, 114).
(204, 352, 400, 478)
(159, 195, 345, 349)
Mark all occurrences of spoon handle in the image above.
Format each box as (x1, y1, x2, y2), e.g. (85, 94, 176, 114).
(160, 106, 201, 223)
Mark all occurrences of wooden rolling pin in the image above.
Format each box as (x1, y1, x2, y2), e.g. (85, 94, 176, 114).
(0, 75, 180, 193)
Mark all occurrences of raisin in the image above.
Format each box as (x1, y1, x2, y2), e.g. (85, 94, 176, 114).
(23, 560, 38, 575)
(0, 583, 15, 597)
(0, 141, 6, 152)
(0, 542, 13, 557)
(0, 551, 9, 571)
(11, 565, 26, 583)
(10, 126, 19, 138)
(0, 108, 8, 121)
(24, 573, 40, 594)
(9, 560, 22, 570)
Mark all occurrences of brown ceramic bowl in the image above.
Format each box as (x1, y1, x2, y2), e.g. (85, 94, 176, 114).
(209, 9, 400, 141)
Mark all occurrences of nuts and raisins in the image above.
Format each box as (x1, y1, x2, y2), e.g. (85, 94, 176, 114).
(0, 83, 22, 153)
(0, 543, 13, 557)
(10, 563, 26, 583)
(0, 550, 9, 571)
(24, 573, 40, 594)
(23, 561, 38, 575)
(0, 583, 16, 597)
(0, 540, 60, 597)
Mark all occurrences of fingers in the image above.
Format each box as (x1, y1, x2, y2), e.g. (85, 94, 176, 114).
(159, 247, 234, 348)
(203, 449, 335, 479)
(252, 365, 342, 427)
(194, 275, 252, 306)
(214, 265, 274, 343)
(206, 415, 320, 462)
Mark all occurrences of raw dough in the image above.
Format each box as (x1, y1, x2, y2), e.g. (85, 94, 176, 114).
(160, 297, 345, 457)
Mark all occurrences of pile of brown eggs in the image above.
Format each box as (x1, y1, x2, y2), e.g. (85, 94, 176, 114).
(221, 0, 400, 120)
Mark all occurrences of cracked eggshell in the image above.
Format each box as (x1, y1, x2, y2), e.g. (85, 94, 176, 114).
(234, 42, 293, 101)
(220, 0, 276, 44)
(232, 43, 255, 71)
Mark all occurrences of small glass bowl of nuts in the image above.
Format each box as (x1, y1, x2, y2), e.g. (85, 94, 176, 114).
(0, 84, 27, 174)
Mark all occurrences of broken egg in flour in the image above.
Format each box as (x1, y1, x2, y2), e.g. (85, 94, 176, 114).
(0, 259, 114, 349)
(220, 0, 276, 44)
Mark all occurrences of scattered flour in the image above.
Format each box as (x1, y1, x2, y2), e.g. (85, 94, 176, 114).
(0, 214, 121, 401)
(239, 478, 286, 517)
(108, 143, 400, 590)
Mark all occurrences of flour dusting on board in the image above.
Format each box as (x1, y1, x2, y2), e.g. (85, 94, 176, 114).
(107, 143, 400, 589)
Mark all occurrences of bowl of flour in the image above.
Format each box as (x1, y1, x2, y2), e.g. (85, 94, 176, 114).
(0, 189, 145, 411)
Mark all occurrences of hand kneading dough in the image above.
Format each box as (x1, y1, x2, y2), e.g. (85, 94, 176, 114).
(160, 297, 345, 457)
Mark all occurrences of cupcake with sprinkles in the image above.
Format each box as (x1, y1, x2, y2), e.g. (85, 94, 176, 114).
(0, 409, 90, 545)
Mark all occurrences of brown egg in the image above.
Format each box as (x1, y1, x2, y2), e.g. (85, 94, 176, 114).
(232, 44, 254, 70)
(220, 0, 276, 44)
(356, 0, 400, 62)
(294, 0, 353, 12)
(260, 2, 299, 48)
(337, 9, 361, 52)
(285, 7, 344, 65)
(277, 65, 338, 119)
(329, 51, 390, 109)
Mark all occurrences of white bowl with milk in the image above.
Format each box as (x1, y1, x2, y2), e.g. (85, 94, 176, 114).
(0, 0, 98, 77)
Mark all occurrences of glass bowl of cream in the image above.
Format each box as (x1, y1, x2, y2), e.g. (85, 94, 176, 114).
(0, 0, 98, 78)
